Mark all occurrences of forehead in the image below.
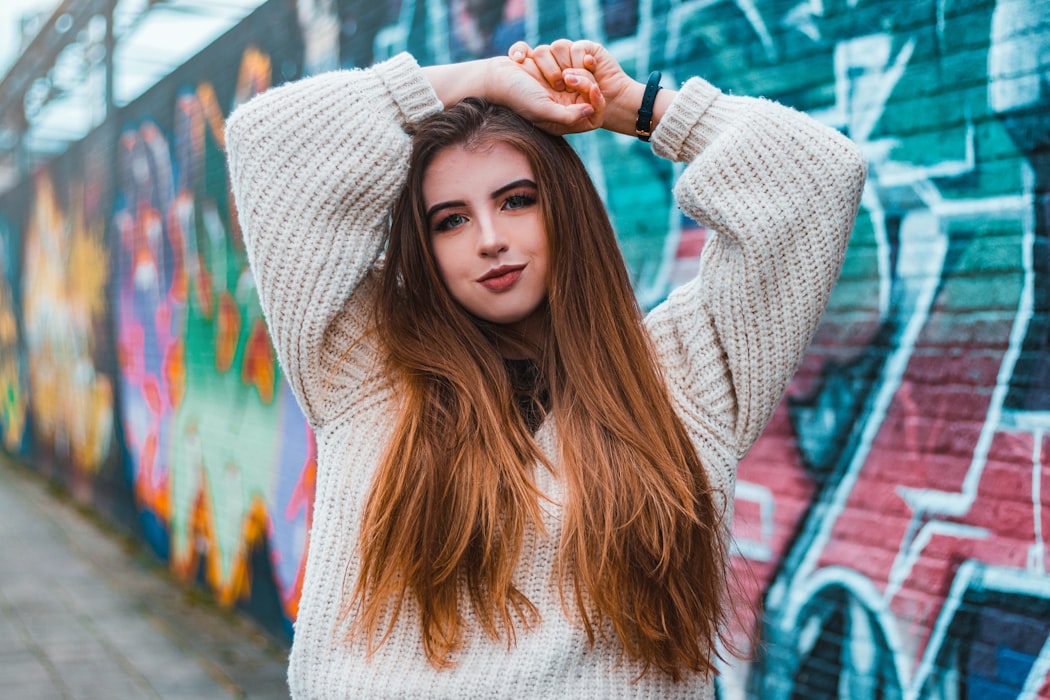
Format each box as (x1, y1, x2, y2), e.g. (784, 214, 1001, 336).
(422, 141, 534, 205)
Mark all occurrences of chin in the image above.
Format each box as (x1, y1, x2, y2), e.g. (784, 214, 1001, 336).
(462, 295, 548, 330)
(468, 304, 532, 326)
(480, 313, 529, 326)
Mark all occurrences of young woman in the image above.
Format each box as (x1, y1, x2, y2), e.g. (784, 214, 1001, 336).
(225, 39, 866, 698)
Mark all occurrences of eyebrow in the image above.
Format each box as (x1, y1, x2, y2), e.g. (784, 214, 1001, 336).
(425, 178, 538, 222)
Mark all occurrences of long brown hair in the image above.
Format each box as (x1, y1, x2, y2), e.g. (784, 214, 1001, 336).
(351, 98, 733, 680)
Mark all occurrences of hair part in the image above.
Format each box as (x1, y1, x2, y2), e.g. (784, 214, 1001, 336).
(349, 97, 739, 680)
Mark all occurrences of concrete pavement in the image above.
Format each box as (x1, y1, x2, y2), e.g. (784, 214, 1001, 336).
(0, 456, 289, 699)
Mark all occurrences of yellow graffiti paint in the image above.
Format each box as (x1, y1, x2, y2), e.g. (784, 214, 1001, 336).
(23, 173, 114, 474)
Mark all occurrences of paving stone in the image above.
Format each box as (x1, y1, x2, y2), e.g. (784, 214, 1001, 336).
(56, 655, 150, 690)
(0, 684, 67, 700)
(0, 458, 288, 699)
(0, 648, 63, 694)
(22, 617, 98, 652)
(149, 673, 238, 699)
(0, 612, 27, 653)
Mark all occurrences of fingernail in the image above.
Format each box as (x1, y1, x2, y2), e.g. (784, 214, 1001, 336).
(512, 50, 524, 60)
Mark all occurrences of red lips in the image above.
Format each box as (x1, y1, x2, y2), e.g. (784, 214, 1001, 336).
(477, 264, 525, 291)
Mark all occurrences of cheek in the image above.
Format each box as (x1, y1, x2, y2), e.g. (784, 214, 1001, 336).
(429, 238, 461, 289)
(531, 230, 551, 279)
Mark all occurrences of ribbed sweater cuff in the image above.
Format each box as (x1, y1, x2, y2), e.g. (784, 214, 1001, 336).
(373, 52, 443, 126)
(651, 77, 749, 163)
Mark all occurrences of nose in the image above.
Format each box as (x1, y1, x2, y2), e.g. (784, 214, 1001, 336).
(475, 214, 508, 257)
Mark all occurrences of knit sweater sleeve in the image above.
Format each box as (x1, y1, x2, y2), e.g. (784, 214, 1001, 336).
(644, 77, 867, 461)
(224, 54, 442, 426)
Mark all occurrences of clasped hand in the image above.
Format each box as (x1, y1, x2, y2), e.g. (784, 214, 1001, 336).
(491, 39, 633, 136)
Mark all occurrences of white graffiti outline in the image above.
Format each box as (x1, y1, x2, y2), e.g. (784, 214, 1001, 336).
(913, 562, 1050, 700)
(763, 20, 1046, 692)
(1029, 428, 1045, 574)
(665, 0, 777, 67)
(732, 480, 776, 562)
(781, 565, 914, 684)
(374, 0, 451, 63)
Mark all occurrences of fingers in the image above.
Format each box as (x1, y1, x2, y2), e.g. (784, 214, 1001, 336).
(508, 39, 605, 66)
(499, 39, 610, 134)
(580, 81, 606, 122)
(559, 69, 606, 128)
(556, 39, 632, 110)
(508, 38, 605, 83)
(562, 68, 597, 100)
(525, 68, 605, 136)
(509, 40, 572, 91)
(554, 39, 592, 74)
(541, 39, 601, 71)
(508, 40, 531, 62)
(571, 42, 591, 72)
(531, 44, 568, 90)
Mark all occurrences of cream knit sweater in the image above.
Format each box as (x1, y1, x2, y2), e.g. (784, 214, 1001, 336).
(225, 52, 866, 699)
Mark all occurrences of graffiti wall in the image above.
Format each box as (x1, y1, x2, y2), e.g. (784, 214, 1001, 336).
(0, 0, 1047, 695)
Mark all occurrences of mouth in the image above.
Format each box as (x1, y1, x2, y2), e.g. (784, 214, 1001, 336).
(477, 264, 526, 291)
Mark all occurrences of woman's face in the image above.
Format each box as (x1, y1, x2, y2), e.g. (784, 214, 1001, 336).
(423, 141, 549, 335)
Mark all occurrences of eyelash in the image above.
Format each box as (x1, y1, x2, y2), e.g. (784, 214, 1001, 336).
(431, 191, 537, 232)
(503, 192, 537, 210)
(434, 213, 468, 232)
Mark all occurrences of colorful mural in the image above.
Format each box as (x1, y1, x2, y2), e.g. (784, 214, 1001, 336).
(109, 8, 311, 636)
(0, 211, 28, 455)
(0, 0, 1047, 695)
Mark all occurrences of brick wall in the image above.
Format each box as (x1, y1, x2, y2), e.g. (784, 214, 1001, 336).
(0, 0, 1047, 696)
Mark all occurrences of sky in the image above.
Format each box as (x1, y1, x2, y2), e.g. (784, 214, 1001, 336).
(0, 0, 59, 76)
(1, 0, 266, 151)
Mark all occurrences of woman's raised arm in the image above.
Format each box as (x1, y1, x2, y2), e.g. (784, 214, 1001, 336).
(225, 55, 441, 426)
(646, 79, 866, 460)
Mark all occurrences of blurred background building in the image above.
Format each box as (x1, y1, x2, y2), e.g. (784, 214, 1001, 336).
(0, 0, 264, 192)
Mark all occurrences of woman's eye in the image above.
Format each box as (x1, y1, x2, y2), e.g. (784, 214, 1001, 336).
(503, 193, 536, 211)
(434, 213, 468, 232)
